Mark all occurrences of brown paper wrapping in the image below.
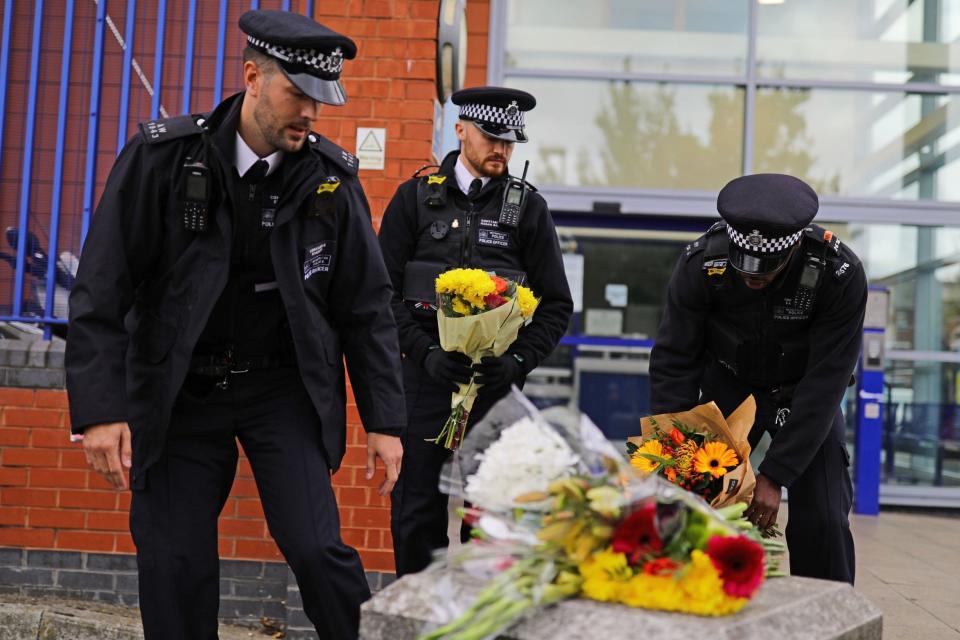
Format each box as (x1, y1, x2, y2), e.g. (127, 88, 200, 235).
(628, 397, 757, 509)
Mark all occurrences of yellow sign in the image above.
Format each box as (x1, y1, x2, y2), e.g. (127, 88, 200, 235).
(427, 175, 447, 185)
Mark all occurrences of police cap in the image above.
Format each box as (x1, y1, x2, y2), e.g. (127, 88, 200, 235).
(451, 86, 536, 143)
(240, 10, 357, 106)
(717, 173, 819, 275)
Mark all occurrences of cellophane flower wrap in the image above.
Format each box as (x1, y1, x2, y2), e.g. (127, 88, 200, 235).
(627, 398, 757, 510)
(419, 390, 785, 640)
(432, 268, 538, 450)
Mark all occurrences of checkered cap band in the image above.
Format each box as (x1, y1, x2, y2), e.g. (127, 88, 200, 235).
(247, 35, 344, 77)
(459, 102, 525, 128)
(727, 226, 803, 254)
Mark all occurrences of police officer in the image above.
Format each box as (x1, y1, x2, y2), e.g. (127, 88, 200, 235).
(378, 86, 573, 576)
(65, 11, 404, 639)
(650, 174, 866, 584)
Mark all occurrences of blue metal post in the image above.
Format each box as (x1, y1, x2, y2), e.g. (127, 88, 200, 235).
(213, 0, 228, 106)
(855, 330, 885, 515)
(117, 0, 137, 153)
(0, 0, 13, 196)
(12, 0, 45, 317)
(854, 286, 889, 516)
(150, 0, 167, 119)
(80, 0, 107, 247)
(305, 0, 314, 17)
(182, 0, 197, 115)
(281, 0, 290, 11)
(43, 0, 76, 338)
(250, 0, 260, 10)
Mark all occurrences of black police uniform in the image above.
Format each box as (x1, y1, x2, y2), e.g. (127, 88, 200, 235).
(65, 12, 405, 640)
(650, 174, 866, 585)
(378, 88, 573, 577)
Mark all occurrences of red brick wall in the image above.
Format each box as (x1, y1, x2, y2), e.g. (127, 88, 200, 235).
(0, 0, 491, 574)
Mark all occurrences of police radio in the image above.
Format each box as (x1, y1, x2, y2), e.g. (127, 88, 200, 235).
(498, 160, 529, 228)
(180, 160, 210, 232)
(794, 252, 825, 313)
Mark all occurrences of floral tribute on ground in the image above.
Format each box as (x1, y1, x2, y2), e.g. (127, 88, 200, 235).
(418, 391, 784, 640)
(432, 268, 538, 449)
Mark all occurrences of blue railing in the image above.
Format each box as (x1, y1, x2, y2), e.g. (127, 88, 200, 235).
(0, 0, 315, 334)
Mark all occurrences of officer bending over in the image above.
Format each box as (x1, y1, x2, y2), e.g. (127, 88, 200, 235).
(378, 87, 573, 577)
(65, 11, 404, 639)
(650, 174, 866, 584)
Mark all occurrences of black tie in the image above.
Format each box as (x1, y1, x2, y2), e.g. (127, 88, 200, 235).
(243, 159, 269, 184)
(468, 178, 482, 199)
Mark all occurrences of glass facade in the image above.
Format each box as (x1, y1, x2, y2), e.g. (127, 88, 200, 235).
(493, 0, 960, 501)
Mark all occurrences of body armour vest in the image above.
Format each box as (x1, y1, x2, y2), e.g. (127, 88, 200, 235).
(401, 174, 528, 319)
(698, 223, 837, 390)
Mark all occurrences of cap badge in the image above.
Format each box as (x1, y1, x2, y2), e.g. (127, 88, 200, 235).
(505, 101, 519, 117)
(747, 230, 762, 247)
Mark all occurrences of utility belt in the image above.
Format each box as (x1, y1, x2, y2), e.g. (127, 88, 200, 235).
(188, 346, 297, 379)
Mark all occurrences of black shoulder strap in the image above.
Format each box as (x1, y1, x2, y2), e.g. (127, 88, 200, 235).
(139, 113, 207, 144)
(417, 173, 449, 207)
(803, 223, 842, 255)
(308, 133, 359, 175)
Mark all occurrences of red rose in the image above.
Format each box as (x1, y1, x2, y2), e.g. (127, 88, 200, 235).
(668, 428, 686, 445)
(490, 275, 509, 294)
(642, 557, 680, 576)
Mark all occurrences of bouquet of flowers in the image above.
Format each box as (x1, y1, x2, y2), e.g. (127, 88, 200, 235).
(628, 398, 756, 509)
(432, 268, 538, 449)
(420, 391, 784, 640)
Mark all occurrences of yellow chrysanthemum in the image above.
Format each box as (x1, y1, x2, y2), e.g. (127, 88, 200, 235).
(692, 442, 739, 478)
(435, 268, 496, 308)
(451, 297, 471, 316)
(675, 439, 699, 475)
(515, 285, 539, 318)
(578, 549, 630, 602)
(629, 439, 671, 474)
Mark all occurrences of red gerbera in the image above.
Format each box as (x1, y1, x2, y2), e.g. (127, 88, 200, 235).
(705, 535, 765, 598)
(611, 503, 662, 565)
(483, 293, 507, 308)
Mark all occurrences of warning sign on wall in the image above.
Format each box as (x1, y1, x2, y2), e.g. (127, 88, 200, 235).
(356, 127, 386, 170)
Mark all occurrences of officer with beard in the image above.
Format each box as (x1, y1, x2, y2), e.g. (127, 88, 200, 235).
(66, 11, 404, 639)
(378, 86, 573, 576)
(650, 174, 866, 584)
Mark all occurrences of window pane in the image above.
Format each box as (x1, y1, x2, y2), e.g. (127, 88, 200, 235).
(504, 0, 748, 76)
(507, 78, 744, 190)
(756, 0, 960, 85)
(753, 88, 960, 201)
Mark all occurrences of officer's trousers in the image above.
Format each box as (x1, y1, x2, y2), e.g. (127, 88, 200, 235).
(390, 358, 496, 577)
(752, 409, 856, 584)
(130, 368, 370, 640)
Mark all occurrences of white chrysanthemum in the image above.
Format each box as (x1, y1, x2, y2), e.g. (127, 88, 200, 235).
(464, 416, 580, 512)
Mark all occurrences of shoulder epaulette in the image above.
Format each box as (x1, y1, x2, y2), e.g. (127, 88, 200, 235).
(138, 113, 207, 144)
(804, 224, 842, 255)
(308, 133, 358, 176)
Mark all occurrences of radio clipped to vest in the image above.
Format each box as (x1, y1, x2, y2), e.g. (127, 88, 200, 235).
(180, 159, 210, 232)
(793, 247, 825, 314)
(498, 160, 530, 228)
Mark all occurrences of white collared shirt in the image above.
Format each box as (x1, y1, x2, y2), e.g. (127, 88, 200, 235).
(454, 154, 490, 195)
(235, 132, 283, 178)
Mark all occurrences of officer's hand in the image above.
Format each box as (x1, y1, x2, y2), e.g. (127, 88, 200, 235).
(472, 355, 522, 397)
(423, 348, 473, 391)
(366, 433, 403, 496)
(745, 474, 782, 530)
(82, 422, 132, 490)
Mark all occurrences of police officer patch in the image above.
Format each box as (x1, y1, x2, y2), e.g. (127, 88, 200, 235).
(303, 241, 336, 279)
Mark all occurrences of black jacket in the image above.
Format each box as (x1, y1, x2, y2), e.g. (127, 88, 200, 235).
(377, 150, 572, 374)
(650, 225, 867, 488)
(65, 92, 406, 486)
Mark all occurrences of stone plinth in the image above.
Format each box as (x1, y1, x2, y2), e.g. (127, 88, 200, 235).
(360, 568, 882, 640)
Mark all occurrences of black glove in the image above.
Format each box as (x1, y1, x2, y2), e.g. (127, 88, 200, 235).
(472, 354, 523, 397)
(423, 348, 473, 391)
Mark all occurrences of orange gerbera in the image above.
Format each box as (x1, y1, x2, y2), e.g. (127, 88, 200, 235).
(630, 439, 671, 474)
(692, 442, 739, 478)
